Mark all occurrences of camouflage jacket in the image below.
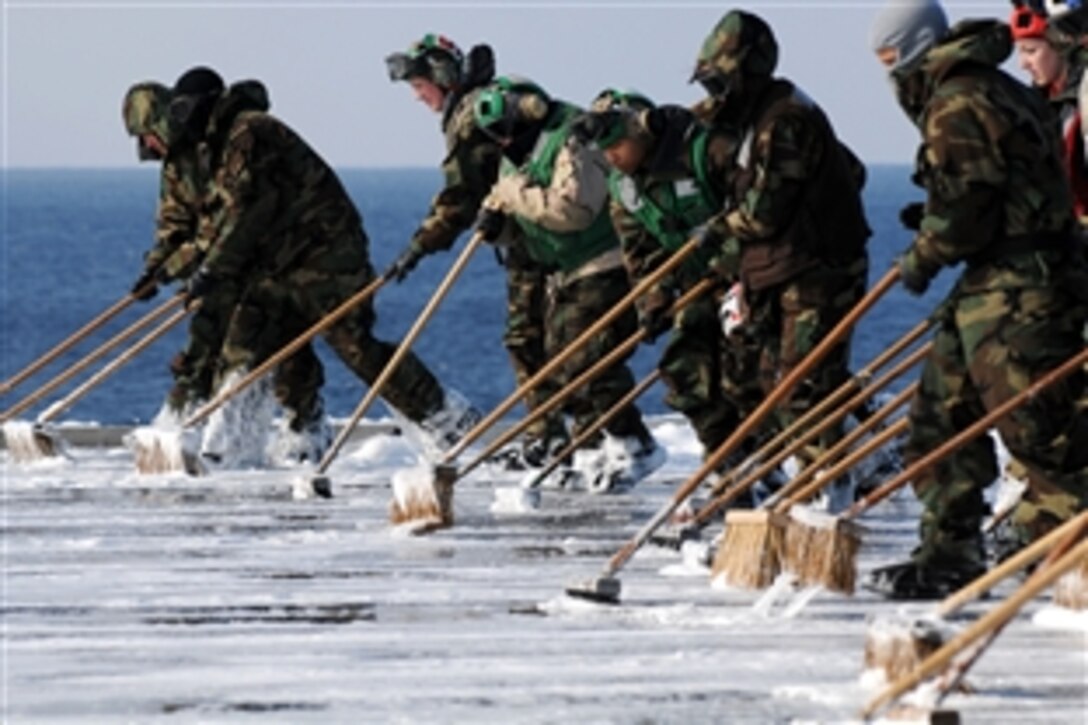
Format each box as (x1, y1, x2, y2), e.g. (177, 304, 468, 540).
(195, 83, 370, 283)
(609, 105, 733, 315)
(901, 20, 1078, 293)
(698, 79, 870, 291)
(407, 85, 503, 256)
(143, 145, 210, 280)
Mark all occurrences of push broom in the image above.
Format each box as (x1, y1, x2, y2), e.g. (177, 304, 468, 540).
(861, 537, 1088, 720)
(779, 345, 1088, 597)
(709, 380, 919, 591)
(297, 230, 486, 510)
(564, 266, 902, 603)
(0, 282, 155, 397)
(690, 335, 928, 586)
(393, 238, 707, 531)
(650, 319, 932, 551)
(864, 509, 1088, 684)
(4, 302, 190, 463)
(129, 272, 392, 475)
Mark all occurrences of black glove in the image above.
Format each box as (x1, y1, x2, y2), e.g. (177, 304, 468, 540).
(635, 298, 670, 343)
(897, 251, 937, 297)
(476, 207, 507, 242)
(387, 246, 424, 283)
(899, 202, 924, 232)
(184, 266, 215, 308)
(131, 268, 160, 301)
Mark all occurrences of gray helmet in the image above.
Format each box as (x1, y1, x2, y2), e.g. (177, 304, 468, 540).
(870, 0, 949, 72)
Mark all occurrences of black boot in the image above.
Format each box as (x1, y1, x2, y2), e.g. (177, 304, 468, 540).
(864, 558, 987, 600)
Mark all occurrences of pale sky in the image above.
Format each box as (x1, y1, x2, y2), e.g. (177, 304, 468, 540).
(3, 1, 1011, 168)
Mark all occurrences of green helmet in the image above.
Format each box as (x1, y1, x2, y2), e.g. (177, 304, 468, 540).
(575, 88, 656, 149)
(122, 81, 175, 159)
(691, 10, 778, 96)
(589, 87, 655, 114)
(473, 75, 551, 140)
(385, 33, 464, 90)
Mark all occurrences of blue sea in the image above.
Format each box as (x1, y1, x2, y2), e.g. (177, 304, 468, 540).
(0, 166, 942, 424)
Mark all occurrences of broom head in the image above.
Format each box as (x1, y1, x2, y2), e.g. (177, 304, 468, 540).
(124, 426, 204, 476)
(864, 611, 955, 684)
(3, 421, 69, 463)
(1053, 555, 1088, 610)
(786, 505, 865, 595)
(389, 462, 455, 534)
(710, 509, 788, 590)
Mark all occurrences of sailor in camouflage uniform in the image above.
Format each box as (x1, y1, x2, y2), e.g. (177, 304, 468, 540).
(573, 90, 766, 470)
(169, 66, 475, 464)
(869, 0, 1088, 598)
(122, 80, 325, 461)
(689, 12, 872, 468)
(472, 76, 664, 492)
(385, 35, 568, 469)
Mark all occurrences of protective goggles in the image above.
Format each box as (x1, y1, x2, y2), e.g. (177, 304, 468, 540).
(385, 52, 427, 82)
(571, 111, 628, 149)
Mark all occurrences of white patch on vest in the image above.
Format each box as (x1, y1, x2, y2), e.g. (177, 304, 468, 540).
(617, 175, 643, 212)
(737, 128, 756, 170)
(673, 179, 698, 198)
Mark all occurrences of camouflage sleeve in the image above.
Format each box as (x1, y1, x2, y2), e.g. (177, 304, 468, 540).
(910, 94, 1006, 269)
(408, 114, 502, 255)
(610, 197, 673, 317)
(199, 121, 279, 280)
(144, 161, 196, 272)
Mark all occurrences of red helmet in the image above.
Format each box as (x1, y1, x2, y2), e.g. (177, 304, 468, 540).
(1010, 4, 1049, 40)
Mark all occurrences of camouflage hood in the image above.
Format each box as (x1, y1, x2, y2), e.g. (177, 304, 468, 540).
(893, 19, 1011, 126)
(205, 80, 271, 146)
(122, 81, 177, 149)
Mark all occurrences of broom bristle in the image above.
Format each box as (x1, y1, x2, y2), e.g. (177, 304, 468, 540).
(787, 506, 863, 595)
(124, 427, 203, 475)
(389, 465, 453, 533)
(3, 421, 66, 463)
(864, 614, 949, 684)
(1053, 557, 1088, 610)
(710, 510, 786, 590)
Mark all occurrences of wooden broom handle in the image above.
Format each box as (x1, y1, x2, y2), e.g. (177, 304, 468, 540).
(938, 510, 1088, 616)
(455, 279, 715, 477)
(705, 319, 931, 502)
(314, 232, 485, 475)
(846, 346, 1088, 521)
(520, 370, 662, 490)
(442, 238, 703, 462)
(36, 306, 190, 422)
(696, 345, 928, 525)
(1, 295, 184, 423)
(599, 266, 901, 577)
(184, 272, 390, 429)
(0, 289, 146, 396)
(862, 537, 1088, 719)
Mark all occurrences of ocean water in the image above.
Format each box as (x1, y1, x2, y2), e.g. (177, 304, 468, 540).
(0, 166, 945, 424)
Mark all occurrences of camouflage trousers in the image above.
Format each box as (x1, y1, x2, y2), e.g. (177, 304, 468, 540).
(658, 293, 763, 453)
(906, 284, 1088, 566)
(503, 243, 567, 444)
(218, 267, 446, 426)
(546, 266, 651, 444)
(745, 255, 868, 452)
(167, 279, 326, 431)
